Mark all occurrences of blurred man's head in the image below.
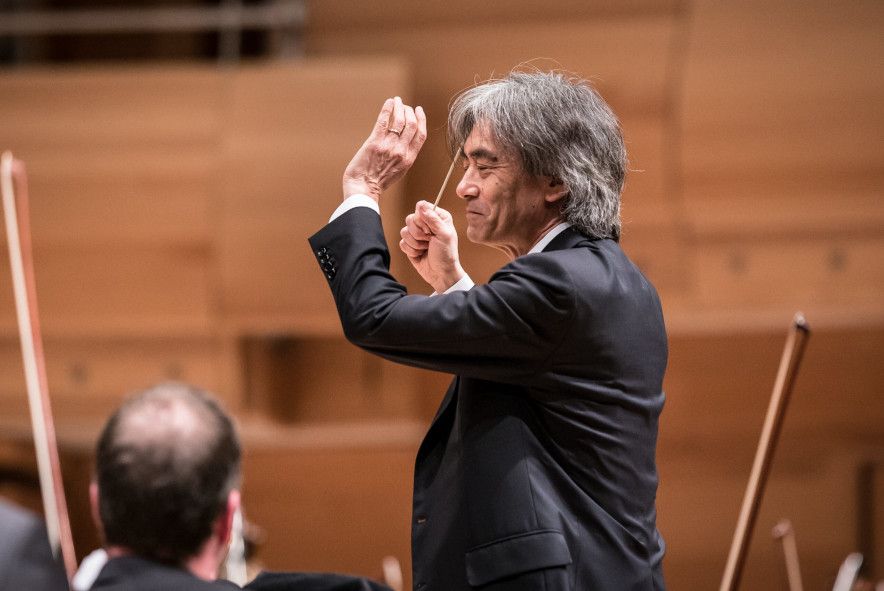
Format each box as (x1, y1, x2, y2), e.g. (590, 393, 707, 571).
(91, 383, 241, 579)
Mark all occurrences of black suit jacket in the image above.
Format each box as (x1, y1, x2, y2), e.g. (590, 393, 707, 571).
(91, 556, 393, 591)
(309, 208, 667, 590)
(0, 499, 69, 591)
(90, 556, 239, 591)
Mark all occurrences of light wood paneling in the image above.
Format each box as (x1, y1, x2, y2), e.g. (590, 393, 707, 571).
(216, 60, 411, 331)
(659, 327, 884, 590)
(241, 336, 428, 423)
(242, 435, 418, 580)
(0, 336, 225, 421)
(306, 12, 680, 285)
(0, 3, 881, 590)
(691, 236, 884, 309)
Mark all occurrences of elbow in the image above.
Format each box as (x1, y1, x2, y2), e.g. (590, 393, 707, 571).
(340, 311, 377, 347)
(338, 291, 402, 347)
(341, 320, 367, 346)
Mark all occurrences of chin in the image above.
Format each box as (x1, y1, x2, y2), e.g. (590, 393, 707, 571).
(465, 228, 485, 245)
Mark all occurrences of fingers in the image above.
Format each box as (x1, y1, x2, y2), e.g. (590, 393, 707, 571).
(372, 97, 425, 144)
(402, 106, 417, 143)
(416, 201, 453, 237)
(352, 96, 425, 200)
(389, 96, 405, 135)
(371, 98, 395, 138)
(399, 236, 426, 260)
(399, 214, 429, 259)
(411, 202, 438, 235)
(409, 106, 428, 151)
(404, 211, 432, 242)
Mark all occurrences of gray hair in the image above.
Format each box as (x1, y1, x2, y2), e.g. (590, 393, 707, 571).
(448, 70, 626, 240)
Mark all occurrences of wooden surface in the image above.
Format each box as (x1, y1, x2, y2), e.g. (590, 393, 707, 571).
(0, 1, 882, 589)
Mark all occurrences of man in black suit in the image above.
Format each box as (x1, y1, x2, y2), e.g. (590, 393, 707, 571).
(0, 498, 69, 590)
(85, 383, 394, 591)
(87, 382, 244, 591)
(309, 71, 668, 589)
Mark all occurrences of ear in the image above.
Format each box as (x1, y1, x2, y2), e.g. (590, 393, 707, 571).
(215, 489, 240, 546)
(89, 481, 104, 540)
(543, 177, 568, 205)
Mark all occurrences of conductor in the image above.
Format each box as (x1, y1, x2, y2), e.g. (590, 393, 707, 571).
(309, 70, 668, 590)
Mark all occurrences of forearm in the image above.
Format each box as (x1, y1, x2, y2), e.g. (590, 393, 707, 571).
(309, 207, 574, 382)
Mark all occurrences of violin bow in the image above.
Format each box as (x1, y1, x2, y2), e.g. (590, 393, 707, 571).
(1, 151, 78, 581)
(719, 312, 810, 591)
(771, 519, 804, 591)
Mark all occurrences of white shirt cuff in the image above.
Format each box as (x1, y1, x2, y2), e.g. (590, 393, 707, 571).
(431, 274, 474, 296)
(330, 194, 380, 222)
(72, 548, 108, 591)
(444, 274, 475, 293)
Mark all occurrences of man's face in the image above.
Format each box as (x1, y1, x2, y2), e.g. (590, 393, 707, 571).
(455, 122, 560, 257)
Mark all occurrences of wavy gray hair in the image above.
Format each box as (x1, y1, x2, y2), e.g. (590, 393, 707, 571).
(448, 71, 626, 240)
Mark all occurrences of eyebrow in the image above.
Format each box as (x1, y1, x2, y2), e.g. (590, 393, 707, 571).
(466, 148, 499, 162)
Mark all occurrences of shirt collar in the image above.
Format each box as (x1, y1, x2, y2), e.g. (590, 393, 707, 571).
(528, 222, 572, 254)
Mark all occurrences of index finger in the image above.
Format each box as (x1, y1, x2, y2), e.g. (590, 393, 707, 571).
(370, 98, 395, 138)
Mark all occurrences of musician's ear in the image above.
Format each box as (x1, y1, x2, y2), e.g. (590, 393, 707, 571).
(89, 481, 103, 537)
(216, 489, 240, 546)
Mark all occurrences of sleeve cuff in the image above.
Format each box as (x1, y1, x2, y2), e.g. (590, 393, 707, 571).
(330, 194, 380, 222)
(431, 274, 475, 296)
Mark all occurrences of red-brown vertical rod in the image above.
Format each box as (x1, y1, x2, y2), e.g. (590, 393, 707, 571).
(719, 313, 810, 591)
(1, 151, 77, 581)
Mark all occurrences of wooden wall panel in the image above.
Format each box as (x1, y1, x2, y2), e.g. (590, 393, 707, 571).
(242, 435, 419, 582)
(659, 327, 884, 589)
(241, 336, 427, 423)
(0, 68, 222, 151)
(217, 61, 412, 332)
(0, 244, 214, 336)
(0, 337, 224, 421)
(660, 449, 867, 591)
(679, 0, 884, 325)
(0, 3, 880, 589)
(306, 13, 680, 285)
(691, 236, 884, 309)
(0, 67, 223, 336)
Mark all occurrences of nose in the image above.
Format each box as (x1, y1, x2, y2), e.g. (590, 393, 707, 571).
(456, 169, 477, 200)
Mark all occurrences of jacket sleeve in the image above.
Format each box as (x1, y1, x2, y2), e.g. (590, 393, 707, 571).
(308, 207, 575, 385)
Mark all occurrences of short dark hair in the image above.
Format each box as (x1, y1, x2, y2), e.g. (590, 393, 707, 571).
(448, 70, 626, 240)
(95, 383, 241, 564)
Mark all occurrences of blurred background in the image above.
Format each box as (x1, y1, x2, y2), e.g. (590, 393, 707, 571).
(0, 1, 882, 589)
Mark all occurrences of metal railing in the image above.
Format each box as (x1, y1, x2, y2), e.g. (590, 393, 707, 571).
(0, 0, 306, 62)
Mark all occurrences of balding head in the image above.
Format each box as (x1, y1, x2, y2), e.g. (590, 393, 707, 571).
(94, 383, 241, 565)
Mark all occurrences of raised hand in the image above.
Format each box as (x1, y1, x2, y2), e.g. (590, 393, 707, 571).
(399, 201, 465, 293)
(342, 97, 427, 201)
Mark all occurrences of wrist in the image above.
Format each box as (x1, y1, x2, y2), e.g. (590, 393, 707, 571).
(435, 264, 465, 293)
(343, 179, 380, 202)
